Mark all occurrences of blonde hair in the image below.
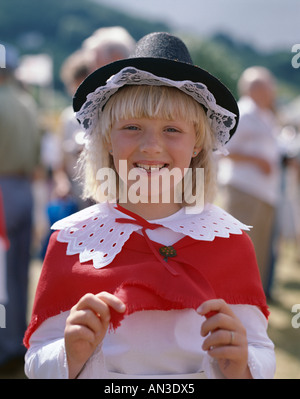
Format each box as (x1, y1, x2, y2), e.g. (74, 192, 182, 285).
(78, 85, 217, 206)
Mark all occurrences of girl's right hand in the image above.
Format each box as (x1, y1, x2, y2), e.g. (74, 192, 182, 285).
(64, 291, 126, 379)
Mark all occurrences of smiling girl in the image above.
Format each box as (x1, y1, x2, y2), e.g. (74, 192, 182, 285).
(84, 84, 213, 218)
(24, 32, 275, 379)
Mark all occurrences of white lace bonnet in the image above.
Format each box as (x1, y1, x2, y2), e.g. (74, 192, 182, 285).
(73, 32, 239, 154)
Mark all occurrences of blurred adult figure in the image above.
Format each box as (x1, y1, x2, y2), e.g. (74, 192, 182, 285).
(58, 27, 135, 210)
(82, 26, 135, 72)
(0, 44, 40, 371)
(220, 66, 282, 295)
(59, 49, 91, 207)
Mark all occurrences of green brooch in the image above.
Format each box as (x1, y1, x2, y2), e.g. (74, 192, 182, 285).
(159, 246, 177, 262)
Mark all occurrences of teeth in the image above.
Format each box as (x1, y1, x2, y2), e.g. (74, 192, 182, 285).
(136, 163, 166, 171)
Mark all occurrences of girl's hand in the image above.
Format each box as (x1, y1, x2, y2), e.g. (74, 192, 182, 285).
(197, 299, 252, 379)
(64, 292, 126, 379)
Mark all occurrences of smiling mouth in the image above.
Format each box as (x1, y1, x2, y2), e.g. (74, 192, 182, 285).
(134, 163, 169, 172)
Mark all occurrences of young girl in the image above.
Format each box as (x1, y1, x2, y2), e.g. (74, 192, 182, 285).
(24, 32, 275, 379)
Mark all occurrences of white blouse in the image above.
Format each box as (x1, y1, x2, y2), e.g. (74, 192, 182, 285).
(25, 305, 275, 379)
(24, 203, 276, 379)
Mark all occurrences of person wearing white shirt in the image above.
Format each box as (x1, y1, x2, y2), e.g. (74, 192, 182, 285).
(219, 67, 282, 294)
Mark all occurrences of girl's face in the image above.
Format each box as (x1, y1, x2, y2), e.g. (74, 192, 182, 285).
(109, 116, 200, 205)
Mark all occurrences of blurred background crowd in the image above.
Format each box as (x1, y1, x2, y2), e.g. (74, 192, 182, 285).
(0, 0, 300, 378)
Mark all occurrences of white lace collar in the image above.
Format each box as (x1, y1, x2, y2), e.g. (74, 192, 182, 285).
(51, 202, 250, 269)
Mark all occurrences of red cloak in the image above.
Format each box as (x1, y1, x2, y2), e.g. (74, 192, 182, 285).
(24, 225, 268, 348)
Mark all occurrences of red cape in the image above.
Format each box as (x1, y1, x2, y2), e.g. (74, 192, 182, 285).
(24, 229, 269, 348)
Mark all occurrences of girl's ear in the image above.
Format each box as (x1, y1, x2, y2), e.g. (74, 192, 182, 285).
(192, 147, 201, 157)
(104, 140, 113, 155)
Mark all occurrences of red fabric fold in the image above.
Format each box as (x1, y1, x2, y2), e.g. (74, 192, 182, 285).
(24, 228, 269, 349)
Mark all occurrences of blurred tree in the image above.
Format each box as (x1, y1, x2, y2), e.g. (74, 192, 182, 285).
(0, 0, 168, 90)
(1, 0, 298, 101)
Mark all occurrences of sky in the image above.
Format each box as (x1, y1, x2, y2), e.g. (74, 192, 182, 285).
(98, 0, 299, 52)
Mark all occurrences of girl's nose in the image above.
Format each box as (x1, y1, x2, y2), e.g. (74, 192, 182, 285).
(140, 128, 162, 154)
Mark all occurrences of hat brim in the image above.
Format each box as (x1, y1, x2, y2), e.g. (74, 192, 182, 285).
(73, 57, 239, 138)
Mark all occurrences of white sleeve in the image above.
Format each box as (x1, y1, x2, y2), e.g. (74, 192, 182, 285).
(24, 311, 108, 379)
(202, 304, 276, 379)
(238, 305, 276, 379)
(25, 311, 70, 379)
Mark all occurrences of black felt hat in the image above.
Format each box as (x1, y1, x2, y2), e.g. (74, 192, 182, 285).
(73, 32, 239, 150)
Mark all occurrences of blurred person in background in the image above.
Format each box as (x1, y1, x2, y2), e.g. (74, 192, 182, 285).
(36, 50, 90, 260)
(82, 26, 135, 72)
(58, 49, 91, 209)
(0, 44, 40, 373)
(57, 26, 135, 211)
(219, 66, 282, 297)
(278, 126, 300, 262)
(39, 27, 136, 258)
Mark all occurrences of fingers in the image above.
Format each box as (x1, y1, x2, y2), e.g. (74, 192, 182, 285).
(65, 292, 126, 378)
(96, 291, 127, 314)
(197, 298, 247, 353)
(71, 309, 103, 339)
(67, 292, 126, 342)
(201, 329, 238, 352)
(76, 292, 126, 321)
(197, 299, 237, 335)
(197, 298, 235, 319)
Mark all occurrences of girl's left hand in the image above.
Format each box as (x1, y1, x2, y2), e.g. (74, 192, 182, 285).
(197, 299, 252, 379)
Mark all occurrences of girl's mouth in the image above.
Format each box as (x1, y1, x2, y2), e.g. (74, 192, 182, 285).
(134, 163, 169, 173)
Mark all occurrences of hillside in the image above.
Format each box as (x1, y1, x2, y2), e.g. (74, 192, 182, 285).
(0, 0, 168, 90)
(187, 33, 300, 101)
(1, 0, 299, 103)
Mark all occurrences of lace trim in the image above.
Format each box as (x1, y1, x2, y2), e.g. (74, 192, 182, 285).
(76, 67, 237, 154)
(51, 203, 250, 270)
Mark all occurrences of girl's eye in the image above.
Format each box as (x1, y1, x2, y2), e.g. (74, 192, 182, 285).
(165, 127, 181, 133)
(124, 125, 139, 130)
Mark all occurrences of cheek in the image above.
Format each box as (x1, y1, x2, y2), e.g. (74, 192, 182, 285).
(109, 136, 132, 181)
(110, 137, 127, 161)
(111, 133, 135, 156)
(172, 142, 195, 166)
(110, 133, 119, 152)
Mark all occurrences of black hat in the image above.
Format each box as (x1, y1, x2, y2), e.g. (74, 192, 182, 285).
(73, 32, 239, 152)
